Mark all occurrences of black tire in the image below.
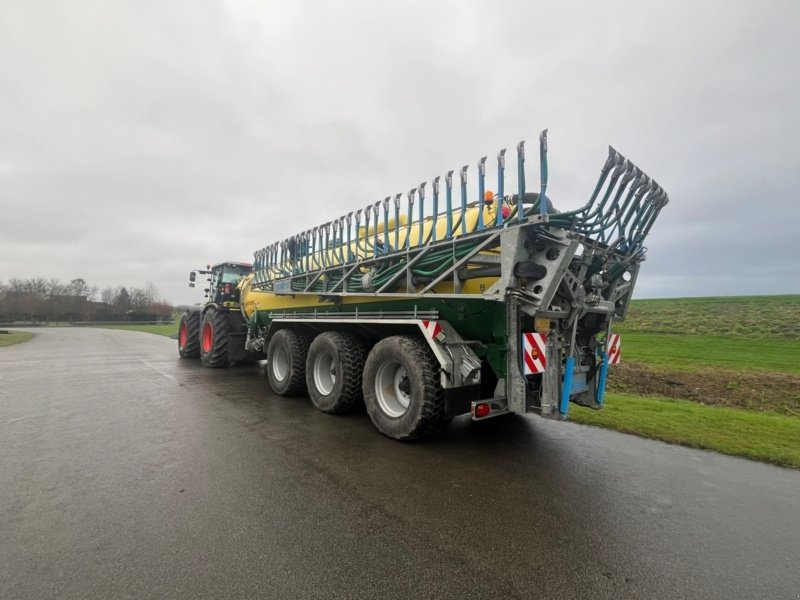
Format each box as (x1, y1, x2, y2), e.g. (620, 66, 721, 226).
(362, 335, 445, 441)
(200, 308, 230, 368)
(178, 311, 200, 359)
(266, 328, 311, 396)
(306, 331, 366, 414)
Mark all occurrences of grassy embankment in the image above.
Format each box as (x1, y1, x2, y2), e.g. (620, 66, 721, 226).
(572, 394, 800, 467)
(570, 295, 800, 467)
(0, 331, 35, 347)
(98, 321, 180, 337)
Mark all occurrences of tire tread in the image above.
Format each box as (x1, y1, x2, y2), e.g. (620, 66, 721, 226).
(201, 309, 230, 368)
(307, 331, 366, 413)
(268, 328, 311, 396)
(363, 335, 445, 441)
(178, 312, 201, 359)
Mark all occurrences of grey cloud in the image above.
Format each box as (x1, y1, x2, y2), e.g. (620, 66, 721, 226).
(1, 0, 798, 304)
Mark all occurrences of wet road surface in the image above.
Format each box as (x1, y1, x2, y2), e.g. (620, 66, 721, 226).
(1, 327, 798, 599)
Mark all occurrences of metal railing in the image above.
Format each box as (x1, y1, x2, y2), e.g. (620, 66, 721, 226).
(250, 129, 668, 297)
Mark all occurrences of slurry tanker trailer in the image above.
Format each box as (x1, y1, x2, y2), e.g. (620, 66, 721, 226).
(178, 130, 668, 440)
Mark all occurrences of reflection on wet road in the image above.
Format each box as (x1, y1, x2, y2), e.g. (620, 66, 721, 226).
(2, 328, 798, 599)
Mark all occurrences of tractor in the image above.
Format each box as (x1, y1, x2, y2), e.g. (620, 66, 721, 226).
(177, 262, 253, 367)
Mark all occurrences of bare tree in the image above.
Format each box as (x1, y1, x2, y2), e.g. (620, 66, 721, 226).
(100, 287, 116, 305)
(0, 277, 170, 321)
(8, 277, 47, 298)
(46, 279, 67, 296)
(128, 288, 147, 309)
(146, 281, 160, 303)
(67, 278, 87, 296)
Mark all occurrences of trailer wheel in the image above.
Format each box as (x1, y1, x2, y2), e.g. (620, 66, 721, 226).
(306, 331, 366, 413)
(200, 308, 230, 368)
(178, 311, 200, 359)
(267, 328, 311, 396)
(362, 335, 445, 440)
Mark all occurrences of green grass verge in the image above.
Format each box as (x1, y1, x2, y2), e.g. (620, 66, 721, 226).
(619, 332, 800, 375)
(97, 322, 179, 337)
(617, 294, 800, 339)
(570, 393, 800, 468)
(0, 331, 34, 347)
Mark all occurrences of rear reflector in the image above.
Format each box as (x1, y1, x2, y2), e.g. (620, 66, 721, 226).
(474, 403, 491, 418)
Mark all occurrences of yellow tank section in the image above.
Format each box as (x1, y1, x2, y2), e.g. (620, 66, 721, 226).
(358, 214, 407, 237)
(239, 201, 506, 320)
(239, 272, 499, 319)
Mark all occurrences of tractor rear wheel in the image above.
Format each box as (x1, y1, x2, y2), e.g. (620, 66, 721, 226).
(178, 312, 200, 359)
(306, 331, 366, 413)
(266, 328, 311, 396)
(200, 308, 230, 368)
(362, 335, 446, 441)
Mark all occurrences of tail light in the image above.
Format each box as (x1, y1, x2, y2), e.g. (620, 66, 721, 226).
(474, 403, 491, 418)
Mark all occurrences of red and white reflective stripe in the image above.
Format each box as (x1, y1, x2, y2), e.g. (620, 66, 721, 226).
(421, 320, 445, 342)
(607, 334, 621, 364)
(522, 332, 547, 375)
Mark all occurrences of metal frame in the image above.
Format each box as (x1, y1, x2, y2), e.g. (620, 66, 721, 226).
(243, 131, 668, 421)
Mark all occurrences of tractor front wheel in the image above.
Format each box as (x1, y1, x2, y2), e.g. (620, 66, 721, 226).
(200, 308, 230, 368)
(178, 312, 200, 359)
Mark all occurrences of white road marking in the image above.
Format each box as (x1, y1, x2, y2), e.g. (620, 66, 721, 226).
(140, 359, 175, 380)
(6, 416, 34, 423)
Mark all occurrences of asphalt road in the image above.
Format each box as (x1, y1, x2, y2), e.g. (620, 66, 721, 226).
(1, 328, 798, 600)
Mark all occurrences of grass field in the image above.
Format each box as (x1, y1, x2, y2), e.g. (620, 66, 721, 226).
(570, 394, 800, 468)
(616, 294, 800, 339)
(617, 333, 800, 375)
(610, 295, 800, 422)
(0, 331, 34, 348)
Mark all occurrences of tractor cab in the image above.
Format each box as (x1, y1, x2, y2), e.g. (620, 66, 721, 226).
(189, 262, 253, 307)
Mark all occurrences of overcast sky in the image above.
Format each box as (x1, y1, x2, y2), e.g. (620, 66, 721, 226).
(1, 0, 798, 305)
